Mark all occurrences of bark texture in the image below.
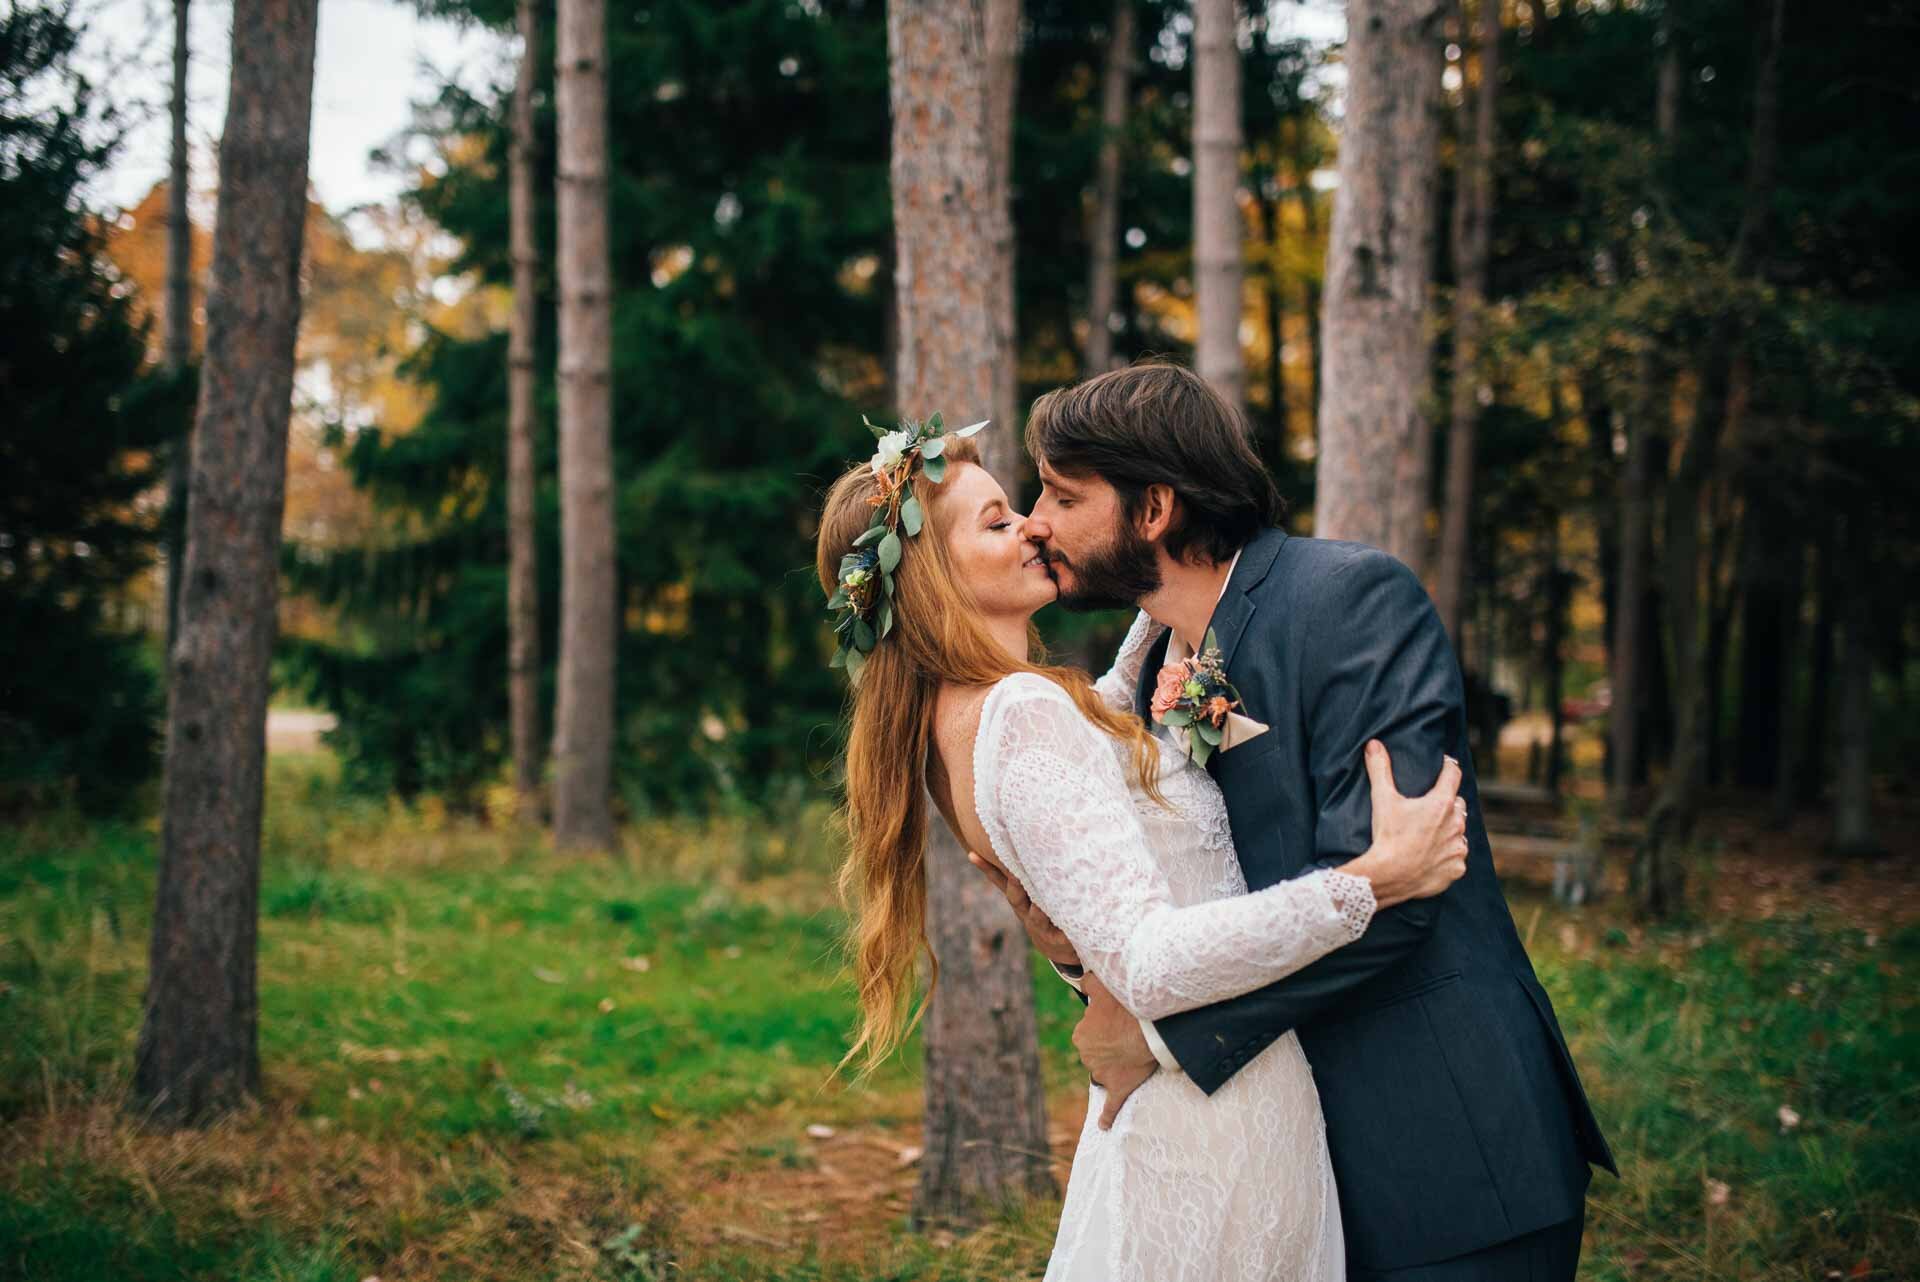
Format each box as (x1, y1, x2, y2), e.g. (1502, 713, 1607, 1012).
(1313, 0, 1446, 569)
(1831, 513, 1880, 855)
(133, 0, 318, 1125)
(1607, 3, 1680, 822)
(1636, 0, 1784, 917)
(984, 0, 1023, 485)
(888, 0, 1054, 1224)
(551, 0, 618, 851)
(1433, 0, 1499, 642)
(1192, 0, 1244, 412)
(508, 0, 544, 814)
(1083, 0, 1133, 376)
(162, 0, 192, 653)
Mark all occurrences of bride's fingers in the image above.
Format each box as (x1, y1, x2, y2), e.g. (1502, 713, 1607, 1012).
(1363, 739, 1400, 801)
(967, 850, 1009, 893)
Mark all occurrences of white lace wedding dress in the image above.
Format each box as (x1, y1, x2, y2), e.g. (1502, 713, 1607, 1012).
(968, 614, 1374, 1282)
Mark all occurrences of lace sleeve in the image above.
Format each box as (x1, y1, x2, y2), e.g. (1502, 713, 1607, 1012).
(975, 675, 1374, 1021)
(1091, 609, 1169, 714)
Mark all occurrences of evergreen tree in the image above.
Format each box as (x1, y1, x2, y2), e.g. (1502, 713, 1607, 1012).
(0, 4, 179, 815)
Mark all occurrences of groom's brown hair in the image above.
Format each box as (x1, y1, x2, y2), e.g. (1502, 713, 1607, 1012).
(1025, 360, 1284, 564)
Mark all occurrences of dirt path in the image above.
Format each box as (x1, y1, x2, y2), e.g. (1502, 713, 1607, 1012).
(266, 707, 336, 754)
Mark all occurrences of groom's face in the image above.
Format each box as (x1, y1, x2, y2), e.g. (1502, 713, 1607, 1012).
(1027, 460, 1162, 613)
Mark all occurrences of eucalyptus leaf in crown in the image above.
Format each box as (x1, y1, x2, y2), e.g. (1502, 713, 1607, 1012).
(827, 411, 990, 682)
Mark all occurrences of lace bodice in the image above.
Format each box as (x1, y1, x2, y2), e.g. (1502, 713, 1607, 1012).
(970, 666, 1373, 1023)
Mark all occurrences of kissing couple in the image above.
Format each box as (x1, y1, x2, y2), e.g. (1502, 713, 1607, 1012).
(814, 361, 1615, 1281)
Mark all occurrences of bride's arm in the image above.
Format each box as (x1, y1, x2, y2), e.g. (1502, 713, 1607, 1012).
(984, 679, 1375, 1021)
(1091, 609, 1168, 714)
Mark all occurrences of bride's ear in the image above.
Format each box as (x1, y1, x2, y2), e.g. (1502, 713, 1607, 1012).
(1135, 483, 1178, 542)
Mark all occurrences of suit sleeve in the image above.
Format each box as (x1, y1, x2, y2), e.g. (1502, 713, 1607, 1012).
(1148, 549, 1460, 1095)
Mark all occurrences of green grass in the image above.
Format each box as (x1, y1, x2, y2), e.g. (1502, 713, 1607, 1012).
(1, 753, 1915, 1279)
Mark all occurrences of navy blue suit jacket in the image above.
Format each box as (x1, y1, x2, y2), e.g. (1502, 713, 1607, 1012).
(1133, 530, 1616, 1273)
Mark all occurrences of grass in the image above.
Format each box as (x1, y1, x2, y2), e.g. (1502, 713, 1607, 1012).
(1, 751, 1915, 1280)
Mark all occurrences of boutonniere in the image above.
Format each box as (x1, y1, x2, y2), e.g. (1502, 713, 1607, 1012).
(1148, 628, 1268, 766)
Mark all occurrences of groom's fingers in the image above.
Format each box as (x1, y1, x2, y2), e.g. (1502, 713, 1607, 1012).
(1096, 1061, 1156, 1130)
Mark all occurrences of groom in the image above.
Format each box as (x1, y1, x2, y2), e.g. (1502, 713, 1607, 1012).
(993, 362, 1615, 1280)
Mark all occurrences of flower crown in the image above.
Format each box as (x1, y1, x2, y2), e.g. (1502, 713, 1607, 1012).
(827, 411, 989, 681)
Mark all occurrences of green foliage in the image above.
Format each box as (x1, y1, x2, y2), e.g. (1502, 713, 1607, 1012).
(0, 4, 180, 814)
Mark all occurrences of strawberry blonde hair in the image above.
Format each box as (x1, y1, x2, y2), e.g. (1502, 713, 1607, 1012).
(814, 434, 1164, 1075)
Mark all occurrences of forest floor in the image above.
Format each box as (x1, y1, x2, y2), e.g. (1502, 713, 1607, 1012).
(1, 745, 1915, 1281)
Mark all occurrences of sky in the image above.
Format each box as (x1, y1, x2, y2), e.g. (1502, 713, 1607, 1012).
(78, 0, 507, 222)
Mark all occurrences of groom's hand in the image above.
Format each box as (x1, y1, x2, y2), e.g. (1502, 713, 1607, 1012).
(1076, 973, 1158, 1129)
(967, 850, 1082, 969)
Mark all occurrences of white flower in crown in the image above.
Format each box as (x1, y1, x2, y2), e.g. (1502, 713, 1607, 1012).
(870, 429, 914, 474)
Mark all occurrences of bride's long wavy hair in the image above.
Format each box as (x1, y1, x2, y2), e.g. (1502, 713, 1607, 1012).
(814, 435, 1165, 1076)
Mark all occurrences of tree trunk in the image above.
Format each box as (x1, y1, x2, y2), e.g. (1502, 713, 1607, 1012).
(1768, 530, 1806, 827)
(1192, 0, 1244, 413)
(1831, 511, 1880, 856)
(1543, 517, 1568, 796)
(1313, 0, 1445, 568)
(1433, 0, 1498, 643)
(1084, 0, 1132, 376)
(132, 0, 318, 1126)
(508, 0, 544, 815)
(1799, 516, 1836, 805)
(985, 0, 1023, 488)
(162, 0, 192, 656)
(1609, 0, 1677, 821)
(1735, 490, 1788, 792)
(888, 0, 1054, 1225)
(1260, 181, 1287, 462)
(1635, 0, 1784, 918)
(551, 0, 617, 852)
(1289, 117, 1323, 432)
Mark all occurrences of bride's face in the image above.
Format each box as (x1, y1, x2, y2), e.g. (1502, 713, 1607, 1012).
(937, 461, 1058, 620)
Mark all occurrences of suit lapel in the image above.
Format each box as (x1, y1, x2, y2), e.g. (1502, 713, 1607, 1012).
(1207, 528, 1287, 674)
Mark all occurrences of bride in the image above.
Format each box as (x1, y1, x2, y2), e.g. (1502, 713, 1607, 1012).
(814, 419, 1468, 1282)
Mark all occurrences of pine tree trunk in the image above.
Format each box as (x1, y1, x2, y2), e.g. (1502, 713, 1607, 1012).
(889, 0, 1054, 1225)
(1635, 0, 1784, 918)
(133, 0, 318, 1126)
(162, 0, 192, 655)
(1290, 117, 1323, 432)
(551, 0, 617, 852)
(1434, 0, 1498, 642)
(1192, 0, 1244, 413)
(1084, 0, 1132, 376)
(1314, 0, 1445, 567)
(1728, 491, 1781, 790)
(1768, 532, 1806, 827)
(508, 0, 544, 815)
(1260, 182, 1288, 462)
(1607, 2, 1679, 822)
(1831, 512, 1880, 856)
(985, 0, 1023, 485)
(1799, 517, 1836, 805)
(1543, 517, 1568, 795)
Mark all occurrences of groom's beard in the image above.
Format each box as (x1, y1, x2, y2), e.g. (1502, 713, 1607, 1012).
(1045, 515, 1162, 613)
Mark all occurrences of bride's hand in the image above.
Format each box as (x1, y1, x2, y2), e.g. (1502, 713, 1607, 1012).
(1346, 740, 1468, 910)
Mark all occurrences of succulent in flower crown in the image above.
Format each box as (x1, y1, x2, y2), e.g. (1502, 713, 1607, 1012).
(826, 411, 990, 682)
